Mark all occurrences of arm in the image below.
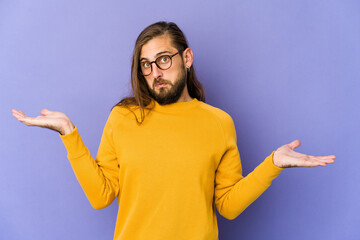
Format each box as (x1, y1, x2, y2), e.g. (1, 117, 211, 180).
(59, 113, 119, 209)
(214, 115, 283, 220)
(214, 115, 335, 220)
(12, 108, 120, 209)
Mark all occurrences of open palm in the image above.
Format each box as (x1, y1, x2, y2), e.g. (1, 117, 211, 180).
(273, 140, 336, 168)
(12, 109, 74, 135)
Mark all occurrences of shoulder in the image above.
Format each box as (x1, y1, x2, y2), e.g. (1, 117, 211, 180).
(106, 105, 139, 122)
(197, 101, 237, 146)
(197, 101, 235, 127)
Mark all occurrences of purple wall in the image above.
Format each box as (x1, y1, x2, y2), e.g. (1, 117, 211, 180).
(1, 0, 359, 239)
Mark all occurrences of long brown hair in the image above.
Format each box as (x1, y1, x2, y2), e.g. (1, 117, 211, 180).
(112, 21, 205, 125)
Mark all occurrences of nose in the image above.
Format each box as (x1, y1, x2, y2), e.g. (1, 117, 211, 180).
(151, 62, 163, 79)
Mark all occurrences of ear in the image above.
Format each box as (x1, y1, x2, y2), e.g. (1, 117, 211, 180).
(183, 48, 193, 69)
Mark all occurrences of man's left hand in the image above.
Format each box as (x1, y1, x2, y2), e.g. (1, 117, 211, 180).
(273, 140, 336, 168)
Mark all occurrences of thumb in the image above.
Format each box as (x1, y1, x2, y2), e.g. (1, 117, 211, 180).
(288, 139, 301, 150)
(40, 109, 51, 115)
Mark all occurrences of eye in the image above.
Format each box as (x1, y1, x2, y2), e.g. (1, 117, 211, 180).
(142, 62, 150, 68)
(160, 56, 169, 63)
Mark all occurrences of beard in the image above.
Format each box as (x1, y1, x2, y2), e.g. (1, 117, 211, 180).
(147, 67, 187, 105)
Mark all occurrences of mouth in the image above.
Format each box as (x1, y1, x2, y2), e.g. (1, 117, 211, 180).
(155, 83, 167, 88)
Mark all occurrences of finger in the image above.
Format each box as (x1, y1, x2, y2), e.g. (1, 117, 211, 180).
(20, 116, 45, 126)
(12, 111, 39, 126)
(309, 155, 336, 162)
(289, 155, 327, 167)
(12, 111, 25, 120)
(19, 111, 29, 118)
(12, 113, 21, 121)
(307, 154, 336, 158)
(308, 159, 334, 166)
(41, 109, 52, 115)
(313, 157, 335, 164)
(14, 114, 33, 124)
(11, 109, 22, 115)
(288, 139, 301, 150)
(315, 155, 336, 159)
(306, 157, 334, 166)
(15, 110, 28, 119)
(301, 159, 327, 167)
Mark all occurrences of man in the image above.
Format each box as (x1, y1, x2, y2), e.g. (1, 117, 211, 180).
(12, 21, 335, 240)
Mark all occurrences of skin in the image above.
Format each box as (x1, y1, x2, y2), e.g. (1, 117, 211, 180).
(145, 60, 187, 105)
(11, 34, 336, 168)
(140, 34, 193, 103)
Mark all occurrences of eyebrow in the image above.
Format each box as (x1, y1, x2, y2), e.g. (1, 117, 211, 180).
(140, 51, 172, 62)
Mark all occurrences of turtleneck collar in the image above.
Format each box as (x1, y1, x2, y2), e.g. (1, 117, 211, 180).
(151, 98, 200, 113)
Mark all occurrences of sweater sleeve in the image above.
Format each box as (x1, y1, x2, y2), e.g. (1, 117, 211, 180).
(59, 110, 119, 210)
(214, 114, 284, 220)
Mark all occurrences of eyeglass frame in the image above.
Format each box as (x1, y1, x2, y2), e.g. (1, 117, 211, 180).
(139, 50, 183, 76)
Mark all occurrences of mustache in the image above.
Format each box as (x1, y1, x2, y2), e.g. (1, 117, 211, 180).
(154, 79, 171, 85)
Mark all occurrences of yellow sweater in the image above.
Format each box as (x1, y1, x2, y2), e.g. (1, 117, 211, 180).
(60, 98, 283, 240)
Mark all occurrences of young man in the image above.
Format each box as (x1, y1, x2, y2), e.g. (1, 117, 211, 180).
(12, 22, 335, 240)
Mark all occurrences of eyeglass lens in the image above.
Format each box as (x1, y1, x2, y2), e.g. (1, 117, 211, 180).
(140, 55, 172, 76)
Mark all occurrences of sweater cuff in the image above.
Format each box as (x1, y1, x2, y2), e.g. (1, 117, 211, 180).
(253, 151, 284, 186)
(59, 125, 88, 159)
(267, 150, 285, 171)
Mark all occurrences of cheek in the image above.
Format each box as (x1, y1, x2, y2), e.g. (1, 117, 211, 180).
(145, 78, 153, 87)
(167, 66, 183, 82)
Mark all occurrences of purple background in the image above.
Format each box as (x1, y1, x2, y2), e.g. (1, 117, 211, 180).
(1, 0, 359, 239)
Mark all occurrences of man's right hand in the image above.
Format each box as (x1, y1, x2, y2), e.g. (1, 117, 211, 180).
(12, 109, 75, 135)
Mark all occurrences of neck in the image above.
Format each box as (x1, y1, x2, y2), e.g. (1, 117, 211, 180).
(152, 97, 200, 113)
(176, 85, 192, 103)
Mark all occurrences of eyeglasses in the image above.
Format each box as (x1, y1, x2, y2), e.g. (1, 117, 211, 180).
(139, 50, 183, 76)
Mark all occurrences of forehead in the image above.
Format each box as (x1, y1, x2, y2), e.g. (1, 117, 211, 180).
(140, 34, 177, 59)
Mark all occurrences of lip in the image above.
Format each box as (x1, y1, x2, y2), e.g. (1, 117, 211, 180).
(155, 83, 167, 88)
